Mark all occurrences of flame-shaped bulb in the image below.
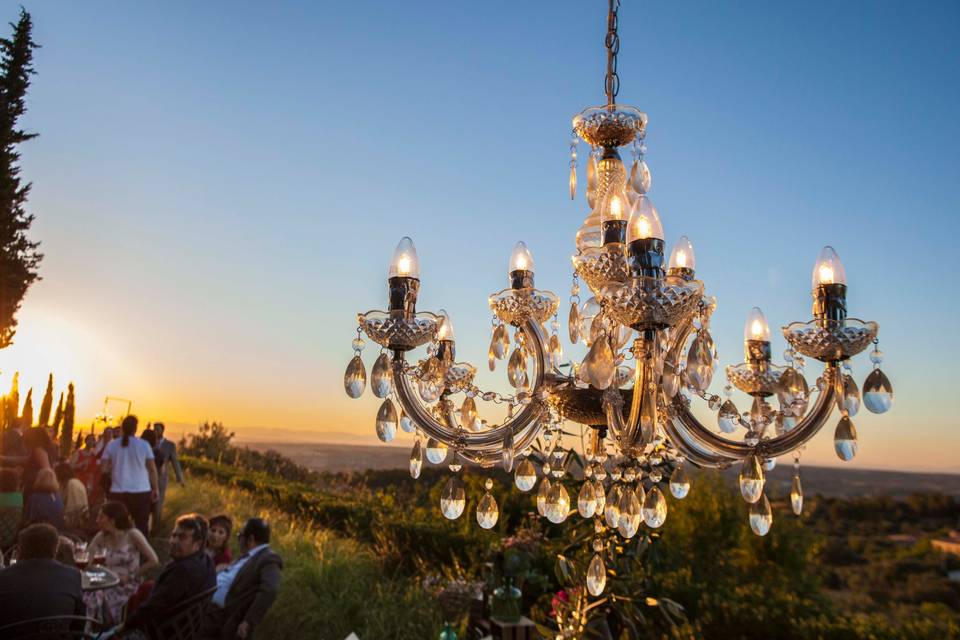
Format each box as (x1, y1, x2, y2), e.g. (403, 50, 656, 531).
(388, 237, 420, 279)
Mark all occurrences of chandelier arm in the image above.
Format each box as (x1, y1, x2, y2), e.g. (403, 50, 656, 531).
(668, 363, 839, 460)
(603, 336, 648, 449)
(456, 418, 543, 468)
(391, 319, 549, 449)
(662, 417, 736, 468)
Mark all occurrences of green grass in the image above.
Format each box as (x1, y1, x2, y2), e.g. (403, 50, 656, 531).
(162, 476, 443, 639)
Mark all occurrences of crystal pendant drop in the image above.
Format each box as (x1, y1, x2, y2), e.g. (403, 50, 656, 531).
(343, 355, 366, 399)
(371, 352, 393, 398)
(569, 165, 577, 200)
(739, 454, 765, 504)
(549, 333, 563, 366)
(477, 489, 499, 529)
(669, 464, 691, 499)
(501, 430, 515, 472)
(418, 379, 441, 403)
(834, 416, 858, 462)
(409, 440, 423, 479)
(686, 331, 715, 391)
(604, 485, 622, 528)
(642, 486, 668, 529)
(515, 458, 537, 492)
(577, 480, 597, 518)
(568, 303, 581, 344)
(425, 437, 448, 465)
(399, 409, 415, 434)
(440, 476, 466, 520)
(841, 374, 861, 417)
(631, 160, 651, 194)
(662, 366, 680, 398)
(616, 487, 642, 538)
(593, 479, 606, 513)
(586, 553, 606, 597)
(375, 399, 397, 443)
(718, 400, 739, 433)
(536, 476, 552, 516)
(586, 154, 597, 208)
(863, 369, 893, 414)
(749, 493, 773, 536)
(460, 396, 479, 431)
(581, 337, 615, 389)
(778, 367, 807, 412)
(507, 347, 527, 388)
(790, 474, 803, 516)
(488, 344, 496, 372)
(545, 483, 571, 524)
(493, 324, 509, 360)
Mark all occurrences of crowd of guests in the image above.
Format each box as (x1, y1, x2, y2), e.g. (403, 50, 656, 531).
(0, 415, 282, 638)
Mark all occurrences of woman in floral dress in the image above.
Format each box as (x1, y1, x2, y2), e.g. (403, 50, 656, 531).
(84, 501, 159, 625)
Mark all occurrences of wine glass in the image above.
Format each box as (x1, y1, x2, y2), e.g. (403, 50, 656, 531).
(75, 549, 90, 571)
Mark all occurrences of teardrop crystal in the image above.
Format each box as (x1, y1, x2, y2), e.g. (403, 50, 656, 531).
(670, 464, 691, 499)
(371, 352, 393, 398)
(399, 409, 415, 434)
(501, 430, 515, 473)
(488, 344, 496, 372)
(604, 485, 622, 528)
(790, 474, 803, 516)
(616, 487, 642, 538)
(586, 553, 606, 596)
(686, 331, 715, 391)
(343, 355, 366, 399)
(375, 399, 397, 443)
(440, 476, 466, 520)
(460, 396, 479, 431)
(718, 399, 739, 433)
(778, 367, 808, 414)
(568, 303, 581, 344)
(536, 476, 552, 516)
(545, 483, 571, 524)
(834, 416, 858, 462)
(581, 337, 615, 390)
(642, 486, 668, 529)
(593, 479, 606, 513)
(418, 379, 440, 403)
(515, 458, 537, 492)
(749, 493, 773, 536)
(569, 165, 577, 200)
(863, 369, 893, 414)
(631, 159, 651, 194)
(577, 480, 597, 518)
(840, 374, 861, 417)
(409, 440, 423, 479)
(739, 454, 765, 504)
(493, 324, 509, 360)
(549, 333, 563, 366)
(425, 437, 448, 465)
(662, 367, 680, 398)
(507, 347, 527, 388)
(587, 153, 597, 195)
(477, 491, 499, 529)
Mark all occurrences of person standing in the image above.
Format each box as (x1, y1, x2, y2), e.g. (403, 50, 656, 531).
(153, 423, 184, 526)
(23, 468, 65, 530)
(100, 416, 158, 536)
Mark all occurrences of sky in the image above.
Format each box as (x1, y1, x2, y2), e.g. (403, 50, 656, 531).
(3, 1, 958, 471)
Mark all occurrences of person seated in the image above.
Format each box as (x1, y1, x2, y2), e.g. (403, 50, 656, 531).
(0, 468, 22, 548)
(56, 462, 89, 531)
(203, 518, 282, 640)
(206, 514, 233, 571)
(120, 513, 216, 632)
(24, 468, 65, 530)
(85, 501, 159, 625)
(0, 523, 84, 628)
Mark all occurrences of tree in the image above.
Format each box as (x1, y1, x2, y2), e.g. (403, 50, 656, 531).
(0, 9, 41, 349)
(20, 385, 31, 426)
(37, 372, 52, 425)
(51, 391, 63, 436)
(60, 382, 74, 457)
(2, 370, 17, 428)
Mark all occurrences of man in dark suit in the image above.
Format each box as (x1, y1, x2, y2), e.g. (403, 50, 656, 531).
(0, 523, 84, 628)
(204, 518, 282, 639)
(122, 513, 216, 632)
(153, 423, 184, 525)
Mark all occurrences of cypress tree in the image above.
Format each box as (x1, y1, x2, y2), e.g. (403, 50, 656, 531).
(20, 385, 31, 427)
(51, 391, 63, 435)
(60, 382, 75, 457)
(37, 372, 52, 425)
(0, 9, 41, 349)
(3, 370, 18, 428)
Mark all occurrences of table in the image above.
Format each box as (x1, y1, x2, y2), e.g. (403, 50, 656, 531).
(81, 567, 119, 592)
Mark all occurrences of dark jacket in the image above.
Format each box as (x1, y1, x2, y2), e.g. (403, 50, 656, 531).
(206, 546, 282, 639)
(126, 550, 216, 629)
(24, 491, 65, 530)
(0, 558, 84, 628)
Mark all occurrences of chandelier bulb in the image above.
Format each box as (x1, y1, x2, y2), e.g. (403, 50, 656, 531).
(509, 241, 536, 289)
(668, 235, 696, 276)
(626, 194, 664, 242)
(388, 236, 420, 279)
(812, 245, 846, 290)
(436, 308, 455, 342)
(744, 307, 771, 343)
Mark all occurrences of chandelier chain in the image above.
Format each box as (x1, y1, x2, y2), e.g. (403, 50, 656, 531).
(605, 0, 621, 105)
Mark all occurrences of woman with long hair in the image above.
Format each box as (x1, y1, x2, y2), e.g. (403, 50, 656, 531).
(99, 415, 158, 535)
(84, 501, 159, 625)
(21, 426, 55, 504)
(23, 468, 65, 530)
(206, 514, 233, 571)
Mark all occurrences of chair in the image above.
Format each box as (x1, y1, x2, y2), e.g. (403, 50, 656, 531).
(0, 504, 19, 549)
(144, 586, 217, 640)
(0, 614, 103, 639)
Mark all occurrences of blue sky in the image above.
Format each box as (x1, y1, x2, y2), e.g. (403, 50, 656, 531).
(5, 1, 959, 470)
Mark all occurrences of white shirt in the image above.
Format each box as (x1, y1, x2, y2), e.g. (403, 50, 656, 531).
(212, 544, 270, 607)
(102, 436, 154, 493)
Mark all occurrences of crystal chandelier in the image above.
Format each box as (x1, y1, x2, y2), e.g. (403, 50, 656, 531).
(344, 0, 893, 585)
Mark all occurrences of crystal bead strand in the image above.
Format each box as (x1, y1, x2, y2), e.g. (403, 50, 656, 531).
(569, 130, 578, 200)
